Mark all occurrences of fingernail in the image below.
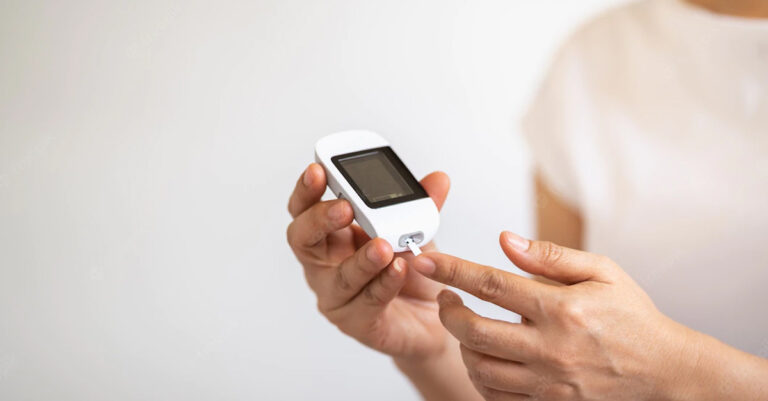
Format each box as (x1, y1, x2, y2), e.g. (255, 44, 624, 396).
(303, 166, 314, 187)
(390, 258, 404, 276)
(328, 201, 348, 220)
(504, 231, 530, 252)
(412, 256, 436, 276)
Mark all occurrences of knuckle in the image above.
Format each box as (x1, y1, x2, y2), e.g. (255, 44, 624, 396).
(326, 200, 351, 227)
(335, 267, 353, 291)
(444, 257, 461, 284)
(548, 351, 573, 372)
(476, 386, 503, 401)
(543, 382, 577, 399)
(362, 284, 387, 306)
(356, 263, 378, 277)
(539, 241, 564, 265)
(309, 228, 327, 246)
(467, 359, 493, 385)
(594, 253, 613, 267)
(465, 319, 491, 351)
(595, 253, 619, 276)
(543, 347, 577, 374)
(477, 269, 507, 301)
(316, 299, 339, 324)
(555, 298, 588, 327)
(530, 376, 554, 400)
(285, 222, 298, 247)
(316, 299, 330, 316)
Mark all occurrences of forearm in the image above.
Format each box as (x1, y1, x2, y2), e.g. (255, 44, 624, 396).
(394, 336, 483, 401)
(661, 322, 768, 400)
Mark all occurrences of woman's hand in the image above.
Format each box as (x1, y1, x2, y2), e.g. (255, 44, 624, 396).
(411, 231, 710, 400)
(286, 163, 451, 358)
(287, 164, 484, 401)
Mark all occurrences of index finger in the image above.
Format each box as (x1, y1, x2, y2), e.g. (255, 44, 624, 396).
(412, 252, 551, 318)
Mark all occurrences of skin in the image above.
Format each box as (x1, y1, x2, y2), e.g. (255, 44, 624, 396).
(286, 3, 768, 399)
(533, 175, 581, 250)
(685, 0, 768, 19)
(287, 166, 768, 400)
(286, 164, 483, 401)
(411, 232, 768, 400)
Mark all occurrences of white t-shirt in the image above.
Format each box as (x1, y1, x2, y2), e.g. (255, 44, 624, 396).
(523, 0, 768, 355)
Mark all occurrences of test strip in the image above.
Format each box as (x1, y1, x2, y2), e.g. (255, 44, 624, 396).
(405, 239, 422, 256)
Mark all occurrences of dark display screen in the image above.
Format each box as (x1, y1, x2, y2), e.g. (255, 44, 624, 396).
(332, 147, 428, 208)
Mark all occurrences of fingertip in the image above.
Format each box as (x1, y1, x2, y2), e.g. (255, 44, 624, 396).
(366, 238, 394, 265)
(305, 163, 325, 188)
(441, 172, 451, 187)
(377, 237, 394, 254)
(435, 171, 451, 196)
(431, 170, 451, 186)
(421, 171, 451, 210)
(500, 231, 530, 253)
(436, 289, 461, 306)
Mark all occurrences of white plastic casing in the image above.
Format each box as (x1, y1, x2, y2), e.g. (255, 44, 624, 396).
(315, 130, 440, 253)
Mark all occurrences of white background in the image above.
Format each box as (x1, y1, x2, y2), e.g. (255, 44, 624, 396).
(0, 1, 624, 400)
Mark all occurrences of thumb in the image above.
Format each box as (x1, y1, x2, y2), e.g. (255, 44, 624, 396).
(499, 231, 617, 285)
(420, 171, 450, 211)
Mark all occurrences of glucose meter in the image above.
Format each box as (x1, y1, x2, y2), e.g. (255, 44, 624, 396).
(315, 130, 439, 254)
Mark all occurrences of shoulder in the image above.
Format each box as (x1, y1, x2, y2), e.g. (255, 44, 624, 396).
(521, 1, 667, 207)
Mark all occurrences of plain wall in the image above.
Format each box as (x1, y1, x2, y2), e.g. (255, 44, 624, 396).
(0, 1, 625, 400)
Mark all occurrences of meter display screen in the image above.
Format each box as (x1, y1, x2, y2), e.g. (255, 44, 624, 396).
(332, 147, 428, 208)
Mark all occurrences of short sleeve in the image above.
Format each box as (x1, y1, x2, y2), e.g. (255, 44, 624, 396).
(521, 39, 591, 210)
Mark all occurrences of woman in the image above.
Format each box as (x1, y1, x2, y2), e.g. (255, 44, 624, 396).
(286, 0, 768, 399)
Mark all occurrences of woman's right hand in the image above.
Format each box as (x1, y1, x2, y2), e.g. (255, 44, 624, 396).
(286, 163, 452, 359)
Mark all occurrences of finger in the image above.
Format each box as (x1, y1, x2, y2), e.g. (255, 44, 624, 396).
(396, 234, 443, 302)
(499, 231, 618, 284)
(346, 257, 408, 312)
(412, 252, 551, 318)
(286, 199, 353, 250)
(350, 225, 371, 249)
(387, 170, 448, 302)
(288, 163, 327, 218)
(397, 263, 445, 301)
(319, 238, 394, 310)
(437, 290, 538, 362)
(420, 171, 450, 211)
(471, 384, 530, 401)
(460, 345, 539, 394)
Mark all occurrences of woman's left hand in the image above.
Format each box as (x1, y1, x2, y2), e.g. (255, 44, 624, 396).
(410, 231, 703, 401)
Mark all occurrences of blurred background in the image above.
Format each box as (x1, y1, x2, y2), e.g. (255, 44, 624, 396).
(1, 1, 625, 400)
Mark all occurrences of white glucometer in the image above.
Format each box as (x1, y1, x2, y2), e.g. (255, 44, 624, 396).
(315, 130, 439, 254)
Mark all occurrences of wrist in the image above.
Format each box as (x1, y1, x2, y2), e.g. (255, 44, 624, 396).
(663, 330, 768, 401)
(648, 318, 768, 401)
(649, 319, 707, 401)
